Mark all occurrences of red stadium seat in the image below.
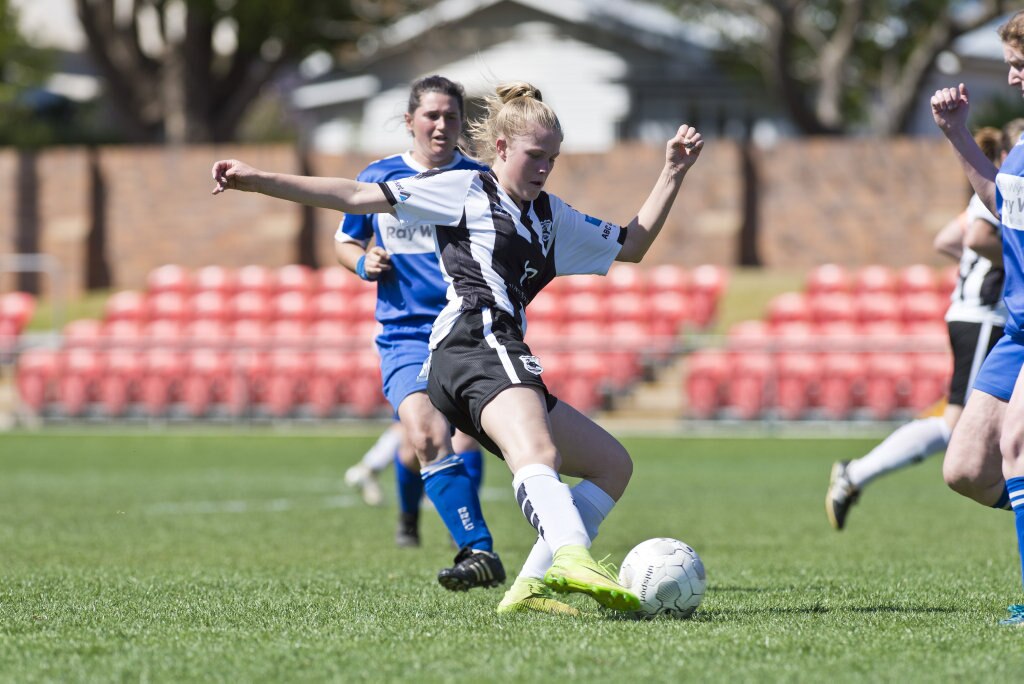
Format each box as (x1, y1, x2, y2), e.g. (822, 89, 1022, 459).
(562, 320, 604, 350)
(818, 352, 865, 419)
(863, 352, 911, 419)
(223, 347, 269, 416)
(275, 264, 314, 295)
(900, 292, 947, 326)
(63, 319, 104, 348)
(685, 350, 729, 419)
(316, 265, 363, 295)
(606, 263, 646, 295)
(311, 291, 348, 323)
(648, 291, 690, 336)
(147, 264, 191, 296)
(147, 291, 188, 324)
(775, 352, 820, 420)
(648, 264, 689, 295)
(808, 292, 855, 325)
(766, 292, 811, 328)
(310, 320, 354, 345)
(897, 264, 937, 296)
(527, 292, 563, 326)
(345, 291, 378, 324)
(235, 265, 274, 295)
(59, 348, 103, 416)
(852, 265, 897, 295)
(524, 319, 562, 353)
(99, 349, 142, 417)
(229, 319, 269, 347)
(194, 265, 236, 295)
(102, 320, 144, 348)
(16, 348, 59, 412)
(605, 291, 649, 327)
(0, 291, 36, 332)
(559, 375, 604, 414)
(806, 263, 850, 296)
(229, 291, 271, 323)
(725, 351, 773, 419)
(142, 320, 184, 348)
(690, 265, 726, 328)
(344, 351, 385, 417)
(183, 319, 229, 346)
(182, 348, 230, 417)
(726, 320, 771, 351)
(308, 349, 349, 418)
(771, 321, 815, 353)
(269, 320, 309, 346)
(563, 292, 604, 324)
(853, 292, 901, 326)
(104, 290, 147, 323)
(271, 291, 313, 324)
(189, 291, 230, 323)
(140, 347, 184, 417)
(562, 274, 605, 297)
(938, 264, 960, 299)
(908, 352, 952, 412)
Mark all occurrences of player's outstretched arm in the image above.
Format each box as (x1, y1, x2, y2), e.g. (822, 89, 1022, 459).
(931, 84, 999, 215)
(617, 125, 703, 263)
(210, 159, 393, 215)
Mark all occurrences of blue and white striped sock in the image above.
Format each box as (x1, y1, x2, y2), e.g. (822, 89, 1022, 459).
(1007, 477, 1024, 590)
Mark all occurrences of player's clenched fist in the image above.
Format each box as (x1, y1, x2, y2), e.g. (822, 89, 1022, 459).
(211, 159, 260, 195)
(931, 83, 970, 132)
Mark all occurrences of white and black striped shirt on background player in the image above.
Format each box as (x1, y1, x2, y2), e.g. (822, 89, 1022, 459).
(946, 194, 1007, 327)
(379, 169, 627, 348)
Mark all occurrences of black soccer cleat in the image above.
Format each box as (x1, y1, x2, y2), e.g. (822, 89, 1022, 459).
(826, 460, 861, 531)
(395, 512, 421, 548)
(437, 546, 506, 591)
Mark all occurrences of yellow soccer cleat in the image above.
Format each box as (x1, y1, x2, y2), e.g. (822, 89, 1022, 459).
(496, 576, 580, 616)
(544, 544, 640, 612)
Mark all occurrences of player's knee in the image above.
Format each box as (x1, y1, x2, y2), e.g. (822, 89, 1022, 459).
(942, 454, 978, 495)
(1000, 425, 1024, 466)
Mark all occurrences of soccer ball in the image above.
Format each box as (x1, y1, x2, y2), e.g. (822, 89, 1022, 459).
(618, 537, 706, 619)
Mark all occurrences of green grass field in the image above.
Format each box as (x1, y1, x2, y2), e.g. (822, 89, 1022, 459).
(1, 432, 1022, 682)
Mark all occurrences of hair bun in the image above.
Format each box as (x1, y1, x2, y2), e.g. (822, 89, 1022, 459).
(496, 81, 543, 104)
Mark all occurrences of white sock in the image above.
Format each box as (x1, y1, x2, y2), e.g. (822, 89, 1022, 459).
(518, 480, 616, 580)
(846, 416, 951, 488)
(361, 426, 402, 473)
(511, 464, 590, 555)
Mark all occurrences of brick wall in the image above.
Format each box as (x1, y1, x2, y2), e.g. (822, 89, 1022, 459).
(0, 138, 972, 296)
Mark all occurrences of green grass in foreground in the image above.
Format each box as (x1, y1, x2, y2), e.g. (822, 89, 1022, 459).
(1, 433, 1022, 682)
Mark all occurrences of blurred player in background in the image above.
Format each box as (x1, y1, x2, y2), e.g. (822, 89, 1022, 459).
(826, 126, 1007, 530)
(335, 76, 490, 562)
(210, 80, 704, 615)
(929, 9, 1024, 626)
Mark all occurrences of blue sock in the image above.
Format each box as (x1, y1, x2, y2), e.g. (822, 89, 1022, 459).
(994, 485, 1012, 511)
(394, 452, 423, 516)
(1008, 477, 1024, 591)
(421, 453, 493, 552)
(460, 449, 484, 492)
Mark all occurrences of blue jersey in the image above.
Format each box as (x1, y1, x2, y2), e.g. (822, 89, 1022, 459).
(995, 139, 1024, 341)
(336, 151, 488, 327)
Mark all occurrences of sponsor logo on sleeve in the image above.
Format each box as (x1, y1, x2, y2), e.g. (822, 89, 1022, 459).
(392, 180, 411, 202)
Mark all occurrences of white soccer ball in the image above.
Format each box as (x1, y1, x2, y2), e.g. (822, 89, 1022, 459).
(618, 537, 706, 619)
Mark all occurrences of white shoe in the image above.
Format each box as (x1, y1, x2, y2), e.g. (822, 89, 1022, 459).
(344, 464, 383, 506)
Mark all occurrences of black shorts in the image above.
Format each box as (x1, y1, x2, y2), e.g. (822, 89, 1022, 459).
(947, 320, 1004, 406)
(427, 308, 557, 458)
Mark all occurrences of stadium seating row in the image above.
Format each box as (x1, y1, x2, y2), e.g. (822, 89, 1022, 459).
(0, 292, 35, 350)
(804, 263, 958, 297)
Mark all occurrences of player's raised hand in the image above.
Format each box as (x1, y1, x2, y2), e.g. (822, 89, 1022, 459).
(362, 246, 392, 280)
(211, 159, 259, 195)
(667, 125, 703, 172)
(931, 84, 970, 133)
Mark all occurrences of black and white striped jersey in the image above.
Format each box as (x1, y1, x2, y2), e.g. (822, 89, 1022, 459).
(946, 194, 1007, 326)
(380, 169, 626, 347)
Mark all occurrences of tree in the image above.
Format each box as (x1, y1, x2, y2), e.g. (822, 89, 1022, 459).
(75, 0, 426, 143)
(0, 0, 56, 147)
(670, 0, 1017, 135)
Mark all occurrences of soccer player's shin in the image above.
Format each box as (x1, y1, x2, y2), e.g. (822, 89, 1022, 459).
(421, 453, 493, 552)
(460, 448, 484, 492)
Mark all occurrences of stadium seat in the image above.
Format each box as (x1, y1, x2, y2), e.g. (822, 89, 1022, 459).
(725, 351, 772, 419)
(59, 348, 103, 416)
(684, 349, 729, 419)
(147, 291, 188, 324)
(605, 291, 649, 327)
(269, 320, 309, 346)
(908, 352, 952, 412)
(562, 320, 604, 351)
(271, 291, 313, 324)
(102, 319, 144, 346)
(142, 320, 184, 347)
(648, 291, 690, 335)
(524, 319, 562, 353)
(900, 292, 947, 326)
(562, 274, 605, 297)
(808, 292, 855, 325)
(193, 265, 236, 295)
(309, 320, 353, 345)
(189, 291, 230, 323)
(766, 292, 811, 328)
(853, 292, 901, 326)
(140, 347, 184, 417)
(147, 264, 191, 296)
(275, 264, 314, 295)
(16, 348, 59, 412)
(0, 291, 36, 332)
(606, 263, 646, 295)
(229, 291, 271, 323)
(559, 375, 604, 414)
(99, 349, 142, 417)
(648, 264, 689, 295)
(183, 319, 229, 346)
(265, 349, 308, 417)
(863, 353, 911, 419)
(345, 351, 385, 417)
(223, 348, 268, 417)
(853, 265, 897, 295)
(104, 290, 147, 323)
(311, 291, 348, 323)
(897, 264, 937, 296)
(346, 291, 378, 324)
(806, 263, 850, 296)
(818, 352, 865, 419)
(771, 321, 815, 353)
(308, 349, 349, 418)
(603, 320, 648, 387)
(563, 292, 604, 324)
(775, 352, 820, 420)
(726, 320, 771, 351)
(689, 265, 726, 328)
(938, 264, 960, 299)
(235, 265, 274, 295)
(527, 292, 563, 326)
(182, 348, 229, 418)
(63, 319, 104, 348)
(316, 265, 363, 295)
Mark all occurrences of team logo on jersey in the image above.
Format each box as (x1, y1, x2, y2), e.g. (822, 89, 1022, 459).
(519, 355, 544, 375)
(392, 180, 411, 201)
(520, 260, 539, 286)
(539, 219, 553, 247)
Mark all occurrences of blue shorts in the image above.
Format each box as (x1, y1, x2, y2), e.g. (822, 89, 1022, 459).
(376, 324, 433, 414)
(972, 334, 1024, 402)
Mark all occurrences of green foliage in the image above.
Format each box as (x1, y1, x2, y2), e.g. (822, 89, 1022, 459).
(0, 0, 56, 147)
(2, 432, 1023, 681)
